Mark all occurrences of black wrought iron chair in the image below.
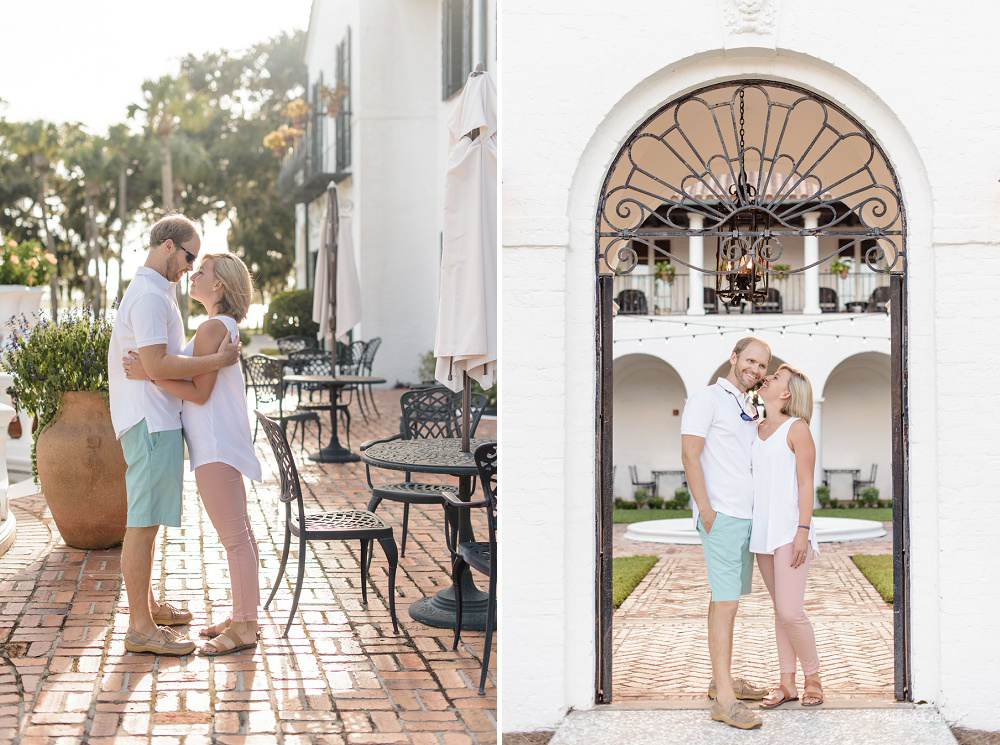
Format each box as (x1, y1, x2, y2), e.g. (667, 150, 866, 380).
(245, 355, 321, 451)
(288, 349, 355, 448)
(361, 386, 488, 557)
(703, 286, 719, 314)
(275, 335, 319, 354)
(819, 286, 839, 313)
(853, 464, 878, 500)
(443, 441, 496, 695)
(616, 289, 648, 315)
(629, 465, 656, 498)
(342, 340, 370, 422)
(757, 287, 783, 314)
(256, 411, 399, 638)
(359, 337, 383, 417)
(867, 286, 891, 313)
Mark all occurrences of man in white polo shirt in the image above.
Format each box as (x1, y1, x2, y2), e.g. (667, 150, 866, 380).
(681, 336, 771, 729)
(109, 214, 241, 656)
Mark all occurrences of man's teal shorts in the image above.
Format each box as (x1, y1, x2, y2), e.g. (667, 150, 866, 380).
(696, 512, 753, 602)
(120, 419, 183, 528)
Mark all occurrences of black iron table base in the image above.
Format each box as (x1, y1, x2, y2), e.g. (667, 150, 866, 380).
(362, 437, 492, 631)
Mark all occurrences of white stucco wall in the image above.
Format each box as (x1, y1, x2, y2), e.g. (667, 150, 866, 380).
(298, 0, 497, 385)
(503, 0, 1000, 732)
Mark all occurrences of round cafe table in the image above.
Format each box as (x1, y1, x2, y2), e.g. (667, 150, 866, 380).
(361, 437, 491, 631)
(283, 374, 386, 463)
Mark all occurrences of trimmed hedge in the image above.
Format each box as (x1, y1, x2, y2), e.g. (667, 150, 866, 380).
(263, 290, 319, 339)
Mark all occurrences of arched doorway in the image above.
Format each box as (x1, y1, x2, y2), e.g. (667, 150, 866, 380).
(595, 80, 908, 703)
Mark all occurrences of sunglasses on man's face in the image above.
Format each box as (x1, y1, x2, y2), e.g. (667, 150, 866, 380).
(171, 239, 196, 265)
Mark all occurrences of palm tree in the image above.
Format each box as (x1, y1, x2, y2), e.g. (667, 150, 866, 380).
(104, 124, 144, 304)
(6, 120, 65, 319)
(129, 76, 208, 328)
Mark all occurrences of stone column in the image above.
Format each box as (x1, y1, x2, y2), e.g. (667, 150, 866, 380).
(687, 213, 705, 316)
(0, 402, 16, 558)
(803, 211, 821, 315)
(811, 396, 824, 508)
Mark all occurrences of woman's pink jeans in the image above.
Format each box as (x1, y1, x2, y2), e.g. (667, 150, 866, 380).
(195, 462, 260, 622)
(756, 543, 819, 676)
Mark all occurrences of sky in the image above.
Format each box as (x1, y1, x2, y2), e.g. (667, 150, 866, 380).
(0, 0, 312, 291)
(0, 0, 312, 134)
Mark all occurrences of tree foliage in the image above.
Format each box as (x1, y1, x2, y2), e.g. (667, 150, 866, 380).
(0, 30, 306, 306)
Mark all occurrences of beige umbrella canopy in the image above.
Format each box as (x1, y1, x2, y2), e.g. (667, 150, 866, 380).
(434, 65, 498, 412)
(313, 184, 362, 350)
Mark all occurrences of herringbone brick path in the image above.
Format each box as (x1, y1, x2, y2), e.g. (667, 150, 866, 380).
(0, 387, 496, 744)
(613, 530, 893, 702)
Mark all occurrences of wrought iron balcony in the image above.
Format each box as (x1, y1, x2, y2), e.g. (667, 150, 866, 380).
(276, 115, 349, 204)
(612, 272, 891, 316)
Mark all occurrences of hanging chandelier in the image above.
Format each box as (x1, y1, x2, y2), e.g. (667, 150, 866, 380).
(715, 88, 776, 308)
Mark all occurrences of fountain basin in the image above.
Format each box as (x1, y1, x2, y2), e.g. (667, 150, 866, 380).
(624, 516, 886, 545)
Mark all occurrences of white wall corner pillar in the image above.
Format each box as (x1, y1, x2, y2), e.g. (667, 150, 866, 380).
(0, 402, 17, 558)
(802, 211, 822, 315)
(811, 396, 823, 507)
(687, 213, 706, 316)
(721, 0, 780, 57)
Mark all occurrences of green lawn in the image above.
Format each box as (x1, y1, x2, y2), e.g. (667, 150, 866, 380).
(613, 507, 892, 524)
(852, 554, 893, 603)
(612, 555, 659, 609)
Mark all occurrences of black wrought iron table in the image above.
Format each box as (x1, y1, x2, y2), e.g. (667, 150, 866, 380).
(283, 374, 386, 463)
(361, 437, 491, 631)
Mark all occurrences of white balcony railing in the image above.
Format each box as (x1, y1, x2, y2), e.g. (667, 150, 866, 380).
(612, 272, 891, 315)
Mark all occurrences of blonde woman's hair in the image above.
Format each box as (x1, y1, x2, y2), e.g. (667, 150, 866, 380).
(203, 253, 253, 322)
(777, 363, 813, 424)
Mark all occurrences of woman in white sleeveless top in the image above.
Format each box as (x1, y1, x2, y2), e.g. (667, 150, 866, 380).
(750, 364, 823, 708)
(125, 254, 262, 656)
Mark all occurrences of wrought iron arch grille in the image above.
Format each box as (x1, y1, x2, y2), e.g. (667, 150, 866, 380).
(592, 79, 910, 704)
(596, 80, 906, 286)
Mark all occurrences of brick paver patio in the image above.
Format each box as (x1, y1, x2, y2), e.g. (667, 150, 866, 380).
(0, 388, 496, 744)
(612, 523, 894, 702)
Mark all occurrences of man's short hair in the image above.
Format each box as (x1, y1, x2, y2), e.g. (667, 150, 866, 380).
(149, 214, 197, 248)
(732, 336, 771, 360)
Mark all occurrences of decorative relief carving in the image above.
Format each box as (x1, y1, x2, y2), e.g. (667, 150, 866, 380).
(723, 0, 777, 35)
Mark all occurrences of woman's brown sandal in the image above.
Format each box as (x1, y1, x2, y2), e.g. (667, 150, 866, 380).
(199, 619, 231, 639)
(802, 677, 824, 706)
(198, 627, 260, 657)
(759, 684, 799, 709)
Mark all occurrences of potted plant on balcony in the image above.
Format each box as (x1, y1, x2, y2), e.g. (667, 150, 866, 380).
(320, 82, 350, 118)
(829, 258, 851, 279)
(654, 260, 676, 284)
(0, 235, 55, 323)
(771, 263, 791, 279)
(0, 306, 127, 549)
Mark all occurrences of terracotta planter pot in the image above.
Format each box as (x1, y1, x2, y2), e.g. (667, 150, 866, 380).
(36, 392, 127, 549)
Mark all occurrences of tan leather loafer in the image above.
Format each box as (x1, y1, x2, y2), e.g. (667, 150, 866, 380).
(708, 677, 768, 701)
(124, 626, 196, 656)
(710, 700, 763, 729)
(151, 602, 193, 626)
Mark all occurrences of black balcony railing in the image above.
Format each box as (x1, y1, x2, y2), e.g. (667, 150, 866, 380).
(612, 272, 892, 316)
(276, 115, 349, 204)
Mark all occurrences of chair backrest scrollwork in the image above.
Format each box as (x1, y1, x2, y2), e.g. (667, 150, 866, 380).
(474, 442, 498, 538)
(399, 386, 488, 441)
(246, 355, 283, 405)
(255, 411, 304, 507)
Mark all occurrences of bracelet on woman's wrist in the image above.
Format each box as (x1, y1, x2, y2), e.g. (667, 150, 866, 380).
(797, 525, 810, 530)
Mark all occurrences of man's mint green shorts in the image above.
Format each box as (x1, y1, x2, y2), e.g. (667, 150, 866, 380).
(696, 512, 753, 602)
(120, 419, 183, 528)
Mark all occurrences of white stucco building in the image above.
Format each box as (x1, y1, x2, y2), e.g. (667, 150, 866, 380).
(503, 0, 1000, 733)
(283, 0, 496, 385)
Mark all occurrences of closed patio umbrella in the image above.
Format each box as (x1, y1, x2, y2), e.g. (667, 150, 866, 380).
(434, 65, 497, 450)
(313, 184, 362, 351)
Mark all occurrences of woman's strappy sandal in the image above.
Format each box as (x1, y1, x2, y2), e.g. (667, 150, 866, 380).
(199, 619, 231, 638)
(759, 684, 798, 709)
(198, 627, 260, 657)
(802, 676, 824, 706)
